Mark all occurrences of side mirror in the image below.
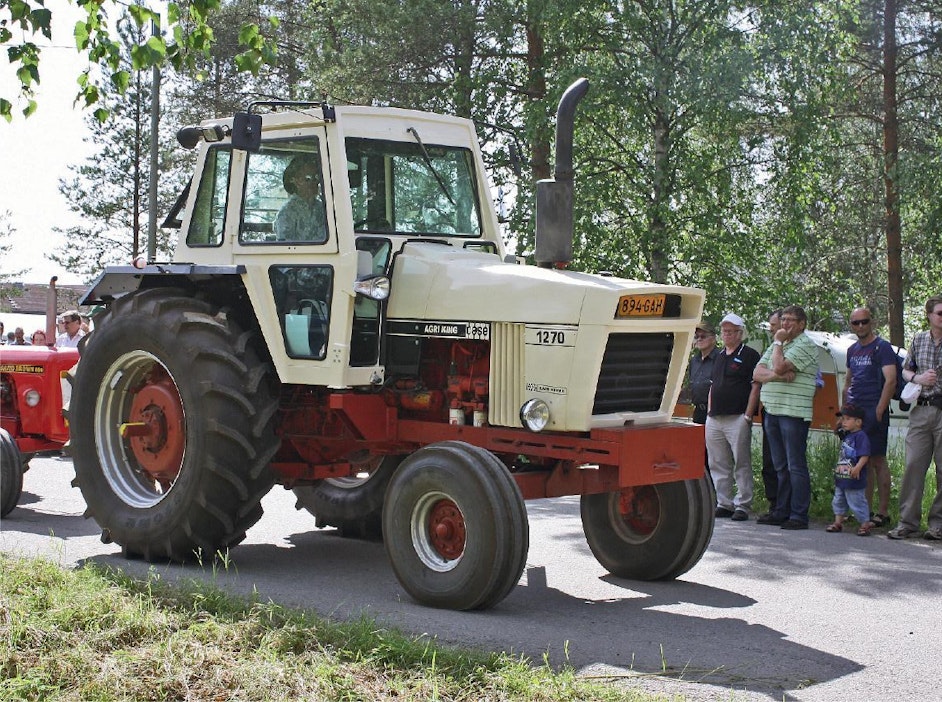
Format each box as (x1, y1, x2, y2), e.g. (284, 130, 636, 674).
(232, 113, 262, 152)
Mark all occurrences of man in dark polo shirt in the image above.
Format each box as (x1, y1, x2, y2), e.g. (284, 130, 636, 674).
(707, 313, 761, 520)
(688, 320, 720, 425)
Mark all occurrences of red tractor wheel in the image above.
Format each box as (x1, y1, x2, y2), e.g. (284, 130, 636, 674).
(70, 289, 280, 562)
(382, 441, 528, 610)
(580, 475, 715, 581)
(1, 428, 24, 518)
(293, 454, 403, 539)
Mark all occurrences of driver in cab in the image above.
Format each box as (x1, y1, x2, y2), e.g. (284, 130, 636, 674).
(275, 154, 327, 242)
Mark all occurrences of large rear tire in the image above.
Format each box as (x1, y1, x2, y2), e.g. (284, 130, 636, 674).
(382, 441, 528, 610)
(70, 289, 280, 562)
(580, 475, 714, 581)
(293, 454, 403, 539)
(1, 428, 24, 518)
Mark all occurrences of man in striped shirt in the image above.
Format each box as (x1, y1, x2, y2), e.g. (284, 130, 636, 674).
(753, 305, 819, 530)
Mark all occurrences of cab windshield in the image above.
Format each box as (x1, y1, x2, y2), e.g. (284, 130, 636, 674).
(345, 137, 483, 237)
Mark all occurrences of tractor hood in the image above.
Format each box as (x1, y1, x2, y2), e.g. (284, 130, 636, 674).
(386, 242, 692, 325)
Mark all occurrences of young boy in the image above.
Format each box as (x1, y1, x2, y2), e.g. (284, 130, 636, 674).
(827, 405, 876, 536)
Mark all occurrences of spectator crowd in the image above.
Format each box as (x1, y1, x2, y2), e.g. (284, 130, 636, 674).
(687, 294, 942, 541)
(0, 311, 88, 348)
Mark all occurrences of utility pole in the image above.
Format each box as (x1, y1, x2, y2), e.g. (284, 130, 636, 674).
(147, 15, 161, 261)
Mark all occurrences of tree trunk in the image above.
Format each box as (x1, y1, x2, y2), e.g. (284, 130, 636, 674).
(883, 0, 903, 346)
(647, 108, 671, 284)
(526, 19, 549, 182)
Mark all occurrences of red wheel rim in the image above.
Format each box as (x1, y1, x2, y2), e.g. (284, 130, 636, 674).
(427, 498, 466, 560)
(125, 366, 185, 486)
(618, 485, 659, 536)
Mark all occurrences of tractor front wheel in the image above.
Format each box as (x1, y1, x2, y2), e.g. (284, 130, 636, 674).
(0, 429, 24, 518)
(382, 441, 528, 610)
(580, 475, 714, 580)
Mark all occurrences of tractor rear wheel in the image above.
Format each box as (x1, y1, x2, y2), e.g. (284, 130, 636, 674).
(293, 454, 403, 539)
(70, 289, 280, 562)
(1, 428, 24, 518)
(382, 441, 528, 610)
(580, 475, 714, 580)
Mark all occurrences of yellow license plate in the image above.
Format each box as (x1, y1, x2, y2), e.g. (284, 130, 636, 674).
(616, 294, 666, 318)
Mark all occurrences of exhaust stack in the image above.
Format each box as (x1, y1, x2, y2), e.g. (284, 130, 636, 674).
(534, 78, 590, 268)
(46, 276, 58, 345)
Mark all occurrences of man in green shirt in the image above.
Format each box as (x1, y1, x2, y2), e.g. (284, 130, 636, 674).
(753, 305, 819, 529)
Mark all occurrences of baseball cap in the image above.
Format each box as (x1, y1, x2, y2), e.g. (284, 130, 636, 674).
(836, 405, 865, 419)
(695, 320, 714, 335)
(720, 313, 746, 329)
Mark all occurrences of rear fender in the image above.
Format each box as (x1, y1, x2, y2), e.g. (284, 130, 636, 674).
(79, 264, 246, 306)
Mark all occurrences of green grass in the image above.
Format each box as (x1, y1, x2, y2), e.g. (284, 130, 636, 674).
(0, 554, 686, 702)
(750, 431, 935, 525)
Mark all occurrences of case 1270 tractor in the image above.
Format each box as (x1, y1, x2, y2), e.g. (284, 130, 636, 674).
(71, 79, 713, 610)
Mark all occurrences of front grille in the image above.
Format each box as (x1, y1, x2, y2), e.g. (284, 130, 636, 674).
(489, 322, 525, 427)
(592, 333, 674, 415)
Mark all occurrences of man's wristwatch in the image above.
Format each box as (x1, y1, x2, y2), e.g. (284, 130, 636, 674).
(772, 340, 783, 346)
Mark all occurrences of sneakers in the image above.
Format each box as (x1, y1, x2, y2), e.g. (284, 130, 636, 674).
(887, 526, 919, 540)
(757, 513, 786, 525)
(780, 520, 808, 530)
(731, 509, 749, 521)
(924, 527, 942, 541)
(715, 507, 735, 518)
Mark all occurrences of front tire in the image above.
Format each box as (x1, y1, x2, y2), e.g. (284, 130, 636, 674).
(1, 429, 24, 518)
(70, 289, 280, 561)
(382, 441, 528, 610)
(580, 475, 715, 580)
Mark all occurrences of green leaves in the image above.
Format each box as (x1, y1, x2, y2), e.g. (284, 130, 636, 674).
(233, 21, 278, 75)
(1, 0, 279, 119)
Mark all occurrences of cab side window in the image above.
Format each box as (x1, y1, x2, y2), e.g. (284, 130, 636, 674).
(241, 141, 328, 245)
(186, 147, 231, 246)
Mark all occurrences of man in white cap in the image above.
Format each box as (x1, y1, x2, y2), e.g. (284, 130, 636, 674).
(707, 313, 760, 520)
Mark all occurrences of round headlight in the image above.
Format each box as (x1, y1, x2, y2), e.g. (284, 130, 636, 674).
(24, 389, 41, 407)
(520, 398, 550, 432)
(353, 275, 390, 301)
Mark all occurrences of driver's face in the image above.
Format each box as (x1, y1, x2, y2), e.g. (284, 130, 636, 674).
(293, 168, 318, 198)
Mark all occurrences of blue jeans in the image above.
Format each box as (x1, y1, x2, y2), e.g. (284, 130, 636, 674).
(832, 486, 870, 524)
(763, 413, 811, 524)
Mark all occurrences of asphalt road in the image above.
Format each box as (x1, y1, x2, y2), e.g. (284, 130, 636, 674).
(3, 455, 940, 701)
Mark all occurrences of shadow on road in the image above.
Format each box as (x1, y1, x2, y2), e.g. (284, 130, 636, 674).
(79, 520, 863, 700)
(3, 493, 101, 539)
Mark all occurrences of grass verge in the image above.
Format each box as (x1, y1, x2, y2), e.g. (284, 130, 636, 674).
(0, 554, 683, 702)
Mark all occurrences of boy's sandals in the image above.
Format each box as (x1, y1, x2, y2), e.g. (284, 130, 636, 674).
(857, 521, 875, 536)
(825, 523, 843, 533)
(870, 513, 889, 527)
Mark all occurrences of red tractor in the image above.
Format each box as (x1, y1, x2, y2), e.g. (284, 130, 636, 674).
(0, 280, 80, 518)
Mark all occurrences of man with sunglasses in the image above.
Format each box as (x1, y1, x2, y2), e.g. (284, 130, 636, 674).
(55, 311, 85, 348)
(753, 305, 819, 529)
(889, 294, 942, 540)
(688, 321, 720, 425)
(843, 306, 897, 528)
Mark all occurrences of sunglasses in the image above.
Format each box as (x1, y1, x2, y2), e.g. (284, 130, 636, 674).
(850, 319, 871, 326)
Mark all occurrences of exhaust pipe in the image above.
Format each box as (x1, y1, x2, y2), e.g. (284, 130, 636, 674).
(45, 276, 58, 346)
(534, 78, 590, 268)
